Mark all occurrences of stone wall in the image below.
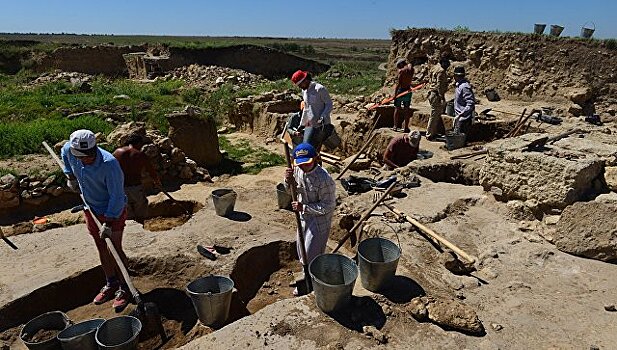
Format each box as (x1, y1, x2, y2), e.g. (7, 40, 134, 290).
(478, 133, 608, 211)
(31, 44, 329, 80)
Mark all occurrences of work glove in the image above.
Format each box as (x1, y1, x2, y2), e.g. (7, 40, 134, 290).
(66, 178, 79, 192)
(100, 223, 112, 240)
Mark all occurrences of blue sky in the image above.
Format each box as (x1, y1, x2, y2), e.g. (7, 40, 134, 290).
(1, 0, 614, 39)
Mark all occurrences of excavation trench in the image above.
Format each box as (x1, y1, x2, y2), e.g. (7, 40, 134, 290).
(0, 240, 298, 349)
(143, 198, 203, 232)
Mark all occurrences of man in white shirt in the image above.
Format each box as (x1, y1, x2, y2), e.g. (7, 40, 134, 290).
(291, 70, 334, 151)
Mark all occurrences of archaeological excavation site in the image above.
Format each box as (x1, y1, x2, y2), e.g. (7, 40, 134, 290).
(1, 27, 617, 349)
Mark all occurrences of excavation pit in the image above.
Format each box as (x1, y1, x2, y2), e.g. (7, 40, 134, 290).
(143, 199, 203, 232)
(0, 240, 299, 349)
(372, 105, 518, 142)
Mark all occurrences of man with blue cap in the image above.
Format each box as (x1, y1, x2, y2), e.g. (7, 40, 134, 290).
(284, 143, 336, 295)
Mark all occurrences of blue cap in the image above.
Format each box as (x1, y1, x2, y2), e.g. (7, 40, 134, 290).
(293, 143, 317, 166)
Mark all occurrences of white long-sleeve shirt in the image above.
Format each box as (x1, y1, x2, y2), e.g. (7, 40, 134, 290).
(285, 164, 336, 264)
(301, 81, 333, 127)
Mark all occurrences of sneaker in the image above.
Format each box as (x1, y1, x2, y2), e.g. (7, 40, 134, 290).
(112, 289, 130, 312)
(93, 284, 119, 305)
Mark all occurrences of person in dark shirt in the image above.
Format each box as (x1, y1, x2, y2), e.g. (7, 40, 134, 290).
(383, 130, 421, 169)
(113, 134, 160, 223)
(393, 58, 415, 132)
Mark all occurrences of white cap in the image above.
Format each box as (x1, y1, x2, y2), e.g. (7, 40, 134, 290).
(407, 130, 421, 147)
(69, 129, 97, 157)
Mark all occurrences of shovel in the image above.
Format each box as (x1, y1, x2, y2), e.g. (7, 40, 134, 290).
(0, 228, 18, 250)
(159, 187, 193, 217)
(86, 199, 167, 343)
(480, 108, 520, 117)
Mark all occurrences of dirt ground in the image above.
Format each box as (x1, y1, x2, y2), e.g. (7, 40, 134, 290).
(2, 108, 617, 349)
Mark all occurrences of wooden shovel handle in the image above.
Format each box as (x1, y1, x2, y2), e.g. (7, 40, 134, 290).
(383, 203, 476, 264)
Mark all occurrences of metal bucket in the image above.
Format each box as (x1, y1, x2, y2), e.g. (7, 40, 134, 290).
(358, 238, 401, 292)
(534, 23, 546, 34)
(20, 311, 71, 350)
(309, 254, 358, 313)
(445, 131, 466, 150)
(57, 318, 105, 350)
(322, 126, 341, 150)
(581, 22, 595, 39)
(276, 183, 292, 210)
(445, 100, 455, 116)
(186, 275, 234, 327)
(550, 24, 564, 37)
(212, 188, 237, 216)
(95, 316, 142, 350)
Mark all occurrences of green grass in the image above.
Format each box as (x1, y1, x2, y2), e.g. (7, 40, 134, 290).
(0, 167, 17, 177)
(218, 136, 284, 174)
(316, 61, 384, 95)
(0, 115, 113, 158)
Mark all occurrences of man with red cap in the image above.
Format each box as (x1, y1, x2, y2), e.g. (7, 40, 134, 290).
(284, 142, 336, 295)
(291, 70, 333, 151)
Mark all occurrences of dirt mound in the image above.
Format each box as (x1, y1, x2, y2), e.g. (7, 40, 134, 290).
(389, 28, 617, 120)
(169, 64, 266, 92)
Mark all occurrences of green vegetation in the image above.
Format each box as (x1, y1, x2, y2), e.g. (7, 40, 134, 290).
(0, 115, 113, 158)
(0, 74, 184, 158)
(604, 38, 617, 50)
(0, 70, 298, 159)
(453, 26, 471, 33)
(0, 167, 17, 177)
(218, 136, 284, 175)
(269, 42, 316, 55)
(316, 61, 384, 95)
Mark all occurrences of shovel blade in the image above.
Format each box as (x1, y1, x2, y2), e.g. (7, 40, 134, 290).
(132, 302, 167, 343)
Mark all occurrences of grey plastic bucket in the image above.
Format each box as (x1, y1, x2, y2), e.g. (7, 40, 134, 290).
(309, 254, 358, 313)
(550, 25, 564, 37)
(95, 316, 141, 350)
(20, 311, 71, 350)
(212, 188, 237, 216)
(534, 23, 546, 34)
(58, 318, 105, 350)
(445, 131, 466, 150)
(186, 275, 234, 327)
(276, 183, 292, 210)
(358, 238, 401, 292)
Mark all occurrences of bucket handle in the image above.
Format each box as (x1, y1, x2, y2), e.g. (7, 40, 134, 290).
(381, 221, 403, 255)
(582, 21, 595, 30)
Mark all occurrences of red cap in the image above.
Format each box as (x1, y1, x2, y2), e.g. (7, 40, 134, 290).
(291, 70, 308, 85)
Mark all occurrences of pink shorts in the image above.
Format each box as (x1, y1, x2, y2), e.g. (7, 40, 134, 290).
(85, 208, 128, 236)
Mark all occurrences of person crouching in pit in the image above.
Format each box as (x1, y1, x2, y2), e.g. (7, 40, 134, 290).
(284, 143, 336, 296)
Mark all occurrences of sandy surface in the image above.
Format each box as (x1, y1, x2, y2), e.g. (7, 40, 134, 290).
(2, 130, 617, 349)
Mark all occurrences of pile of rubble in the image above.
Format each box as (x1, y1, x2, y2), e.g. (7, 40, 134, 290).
(331, 94, 369, 114)
(106, 121, 212, 183)
(0, 173, 65, 210)
(166, 64, 266, 91)
(28, 71, 94, 91)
